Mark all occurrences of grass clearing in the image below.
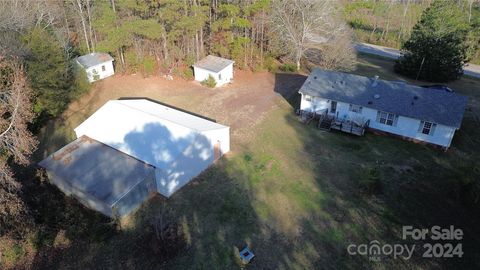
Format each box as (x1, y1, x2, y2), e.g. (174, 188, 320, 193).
(6, 54, 480, 269)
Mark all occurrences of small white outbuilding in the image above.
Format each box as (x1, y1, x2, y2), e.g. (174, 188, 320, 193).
(193, 55, 234, 87)
(76, 52, 114, 82)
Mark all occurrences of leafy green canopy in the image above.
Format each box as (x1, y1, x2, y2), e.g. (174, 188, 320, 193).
(94, 1, 163, 53)
(394, 0, 475, 82)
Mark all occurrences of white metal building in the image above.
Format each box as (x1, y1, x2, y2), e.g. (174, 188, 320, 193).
(193, 55, 234, 87)
(298, 69, 468, 149)
(76, 52, 115, 82)
(40, 99, 230, 216)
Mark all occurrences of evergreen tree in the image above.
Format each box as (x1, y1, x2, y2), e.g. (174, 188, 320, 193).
(394, 0, 472, 82)
(23, 28, 71, 118)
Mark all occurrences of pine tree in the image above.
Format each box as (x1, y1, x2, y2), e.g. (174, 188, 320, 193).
(394, 0, 472, 82)
(23, 28, 71, 118)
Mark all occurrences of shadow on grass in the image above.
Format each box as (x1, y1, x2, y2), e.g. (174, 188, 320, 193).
(271, 57, 480, 269)
(273, 72, 307, 109)
(24, 156, 316, 269)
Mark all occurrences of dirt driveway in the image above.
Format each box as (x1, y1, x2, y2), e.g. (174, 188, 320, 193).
(63, 71, 305, 151)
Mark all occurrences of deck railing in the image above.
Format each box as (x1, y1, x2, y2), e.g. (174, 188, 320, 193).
(298, 109, 368, 136)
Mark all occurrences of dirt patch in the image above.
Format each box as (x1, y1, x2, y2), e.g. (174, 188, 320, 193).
(63, 71, 302, 151)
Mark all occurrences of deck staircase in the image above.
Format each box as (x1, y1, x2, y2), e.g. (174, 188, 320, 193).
(318, 116, 333, 131)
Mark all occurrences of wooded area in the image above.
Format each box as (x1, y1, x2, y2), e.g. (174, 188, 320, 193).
(344, 0, 480, 64)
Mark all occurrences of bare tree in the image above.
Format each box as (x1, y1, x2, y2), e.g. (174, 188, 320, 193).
(71, 0, 92, 53)
(0, 0, 36, 32)
(0, 56, 37, 185)
(270, 0, 351, 70)
(305, 28, 356, 71)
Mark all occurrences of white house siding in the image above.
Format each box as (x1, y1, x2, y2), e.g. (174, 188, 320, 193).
(300, 94, 457, 148)
(84, 60, 114, 82)
(194, 64, 233, 87)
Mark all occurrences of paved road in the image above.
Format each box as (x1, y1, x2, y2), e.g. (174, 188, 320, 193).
(354, 42, 480, 79)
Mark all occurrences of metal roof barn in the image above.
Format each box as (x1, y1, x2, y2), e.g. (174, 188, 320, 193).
(40, 99, 230, 217)
(39, 136, 156, 217)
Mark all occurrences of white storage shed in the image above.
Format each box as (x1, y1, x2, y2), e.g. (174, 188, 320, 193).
(193, 55, 234, 87)
(76, 52, 115, 82)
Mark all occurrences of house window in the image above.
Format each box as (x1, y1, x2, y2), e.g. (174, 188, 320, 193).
(102, 65, 106, 71)
(418, 121, 437, 135)
(330, 101, 337, 113)
(376, 111, 397, 126)
(349, 104, 362, 113)
(304, 95, 312, 101)
(219, 73, 222, 80)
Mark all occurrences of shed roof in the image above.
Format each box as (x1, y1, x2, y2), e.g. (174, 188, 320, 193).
(76, 52, 114, 69)
(192, 55, 235, 73)
(74, 99, 229, 169)
(39, 136, 154, 206)
(299, 69, 468, 128)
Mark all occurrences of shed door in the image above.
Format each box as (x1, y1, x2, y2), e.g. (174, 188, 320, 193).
(214, 140, 221, 160)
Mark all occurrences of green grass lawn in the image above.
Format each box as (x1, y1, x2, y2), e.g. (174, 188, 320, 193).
(12, 55, 480, 269)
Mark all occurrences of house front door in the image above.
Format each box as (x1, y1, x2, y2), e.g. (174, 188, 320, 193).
(330, 101, 337, 114)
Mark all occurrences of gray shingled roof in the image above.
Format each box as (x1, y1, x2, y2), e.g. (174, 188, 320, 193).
(299, 69, 468, 128)
(39, 136, 154, 206)
(76, 52, 114, 69)
(192, 55, 234, 73)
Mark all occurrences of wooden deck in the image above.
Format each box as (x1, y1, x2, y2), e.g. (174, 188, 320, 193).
(298, 110, 369, 136)
(330, 119, 367, 136)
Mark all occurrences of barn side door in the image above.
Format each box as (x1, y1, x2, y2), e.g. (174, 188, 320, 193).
(214, 140, 221, 160)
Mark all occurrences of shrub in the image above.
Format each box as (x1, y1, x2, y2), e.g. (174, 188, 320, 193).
(70, 67, 90, 99)
(279, 63, 297, 72)
(358, 167, 381, 194)
(201, 74, 217, 88)
(125, 51, 140, 73)
(2, 243, 25, 265)
(264, 56, 278, 72)
(142, 57, 156, 76)
(182, 68, 194, 80)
